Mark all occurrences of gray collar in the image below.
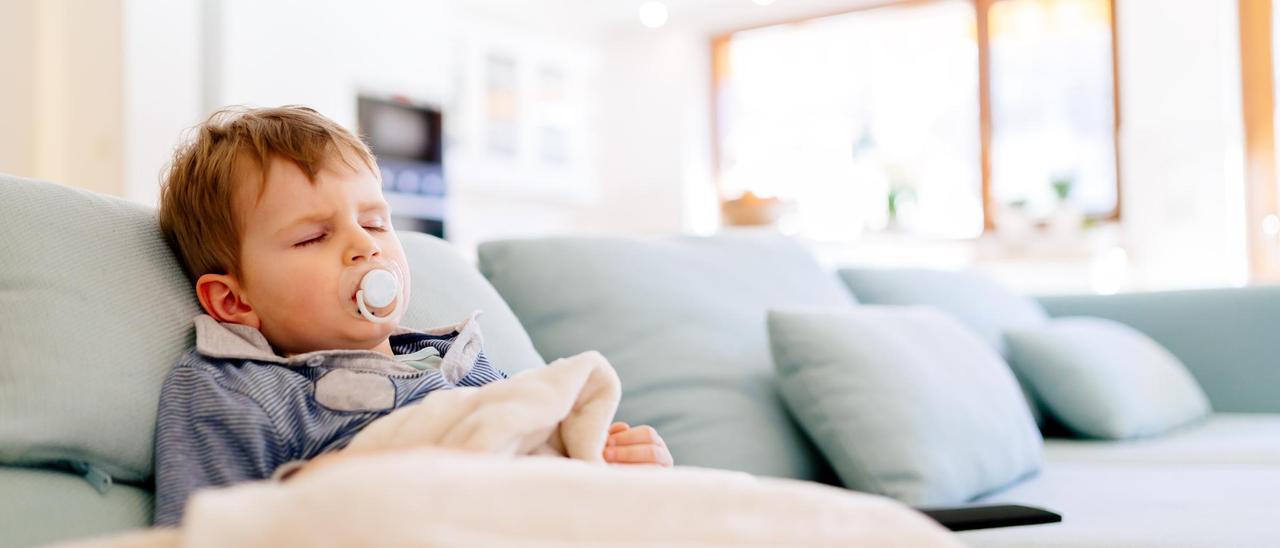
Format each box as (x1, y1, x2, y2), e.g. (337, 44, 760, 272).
(192, 312, 479, 371)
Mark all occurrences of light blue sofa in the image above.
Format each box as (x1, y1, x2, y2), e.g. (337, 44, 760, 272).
(2, 175, 1277, 547)
(475, 242, 1280, 548)
(965, 290, 1280, 546)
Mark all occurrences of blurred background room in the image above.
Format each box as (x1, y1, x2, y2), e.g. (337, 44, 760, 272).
(1, 0, 1277, 295)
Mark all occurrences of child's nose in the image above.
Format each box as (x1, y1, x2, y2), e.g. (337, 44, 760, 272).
(344, 231, 381, 264)
(347, 246, 380, 264)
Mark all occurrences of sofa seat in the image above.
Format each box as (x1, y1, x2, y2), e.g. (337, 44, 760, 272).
(961, 413, 1280, 547)
(963, 462, 1280, 547)
(0, 467, 152, 548)
(1040, 413, 1280, 466)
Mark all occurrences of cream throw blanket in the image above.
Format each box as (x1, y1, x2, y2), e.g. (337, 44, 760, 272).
(343, 350, 622, 461)
(60, 352, 959, 547)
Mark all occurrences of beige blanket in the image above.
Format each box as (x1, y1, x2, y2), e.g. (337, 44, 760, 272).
(343, 350, 622, 462)
(61, 352, 959, 547)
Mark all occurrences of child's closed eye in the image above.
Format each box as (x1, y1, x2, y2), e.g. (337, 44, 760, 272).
(295, 233, 328, 247)
(294, 226, 387, 248)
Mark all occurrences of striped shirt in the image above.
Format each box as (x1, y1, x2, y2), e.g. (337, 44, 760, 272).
(152, 312, 507, 526)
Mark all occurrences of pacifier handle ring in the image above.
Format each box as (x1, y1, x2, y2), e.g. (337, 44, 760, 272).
(357, 289, 400, 324)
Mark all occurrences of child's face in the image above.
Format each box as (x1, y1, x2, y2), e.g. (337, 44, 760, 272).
(233, 156, 410, 356)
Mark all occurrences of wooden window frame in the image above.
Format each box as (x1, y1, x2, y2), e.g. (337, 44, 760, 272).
(710, 0, 1123, 234)
(1239, 0, 1280, 281)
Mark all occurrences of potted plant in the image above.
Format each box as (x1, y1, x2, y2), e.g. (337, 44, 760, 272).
(1048, 172, 1084, 239)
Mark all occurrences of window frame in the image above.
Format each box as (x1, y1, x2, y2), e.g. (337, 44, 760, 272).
(1238, 0, 1280, 281)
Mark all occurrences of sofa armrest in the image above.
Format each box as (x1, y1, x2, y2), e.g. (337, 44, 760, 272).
(1038, 285, 1280, 414)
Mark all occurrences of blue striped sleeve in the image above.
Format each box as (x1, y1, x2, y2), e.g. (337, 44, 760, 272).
(152, 363, 292, 526)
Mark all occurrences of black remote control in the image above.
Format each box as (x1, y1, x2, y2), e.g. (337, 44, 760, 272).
(916, 504, 1063, 531)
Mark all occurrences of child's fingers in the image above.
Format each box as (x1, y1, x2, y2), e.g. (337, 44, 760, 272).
(603, 443, 672, 466)
(608, 421, 629, 434)
(606, 424, 663, 447)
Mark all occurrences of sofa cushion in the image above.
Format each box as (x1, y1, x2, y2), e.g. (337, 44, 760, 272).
(837, 268, 1049, 357)
(478, 235, 857, 481)
(0, 467, 153, 548)
(1041, 413, 1280, 466)
(965, 459, 1280, 547)
(1039, 286, 1280, 414)
(0, 176, 201, 483)
(768, 307, 1043, 506)
(0, 176, 544, 484)
(838, 268, 1051, 425)
(1007, 317, 1211, 439)
(397, 231, 545, 377)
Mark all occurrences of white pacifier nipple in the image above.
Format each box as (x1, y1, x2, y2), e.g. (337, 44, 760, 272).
(356, 268, 400, 324)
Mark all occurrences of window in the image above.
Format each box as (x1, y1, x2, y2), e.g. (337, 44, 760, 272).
(712, 0, 1119, 239)
(989, 0, 1117, 219)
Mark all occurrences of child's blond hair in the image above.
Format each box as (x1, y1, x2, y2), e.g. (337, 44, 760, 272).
(157, 105, 377, 283)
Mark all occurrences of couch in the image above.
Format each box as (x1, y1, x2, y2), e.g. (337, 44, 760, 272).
(474, 238, 1280, 548)
(2, 174, 1277, 547)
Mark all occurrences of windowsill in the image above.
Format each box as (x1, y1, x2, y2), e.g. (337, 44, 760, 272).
(723, 223, 1128, 295)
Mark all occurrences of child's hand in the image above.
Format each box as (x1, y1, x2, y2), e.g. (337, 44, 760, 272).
(602, 422, 673, 467)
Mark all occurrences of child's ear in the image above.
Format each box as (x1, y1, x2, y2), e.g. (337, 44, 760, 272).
(196, 273, 260, 328)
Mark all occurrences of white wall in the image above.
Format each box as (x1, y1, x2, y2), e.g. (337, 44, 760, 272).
(122, 0, 203, 205)
(1115, 0, 1249, 289)
(210, 0, 454, 123)
(588, 29, 717, 237)
(200, 0, 704, 254)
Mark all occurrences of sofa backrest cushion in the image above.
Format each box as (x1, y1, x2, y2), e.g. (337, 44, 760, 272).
(0, 176, 201, 483)
(477, 235, 857, 481)
(397, 231, 546, 377)
(837, 268, 1049, 357)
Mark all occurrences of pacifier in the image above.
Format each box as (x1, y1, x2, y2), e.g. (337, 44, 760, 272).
(356, 268, 401, 324)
